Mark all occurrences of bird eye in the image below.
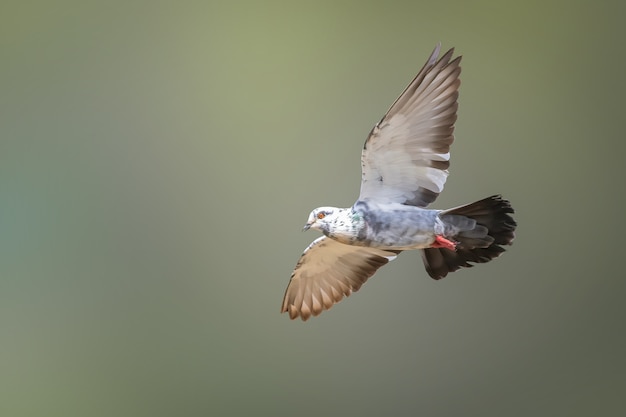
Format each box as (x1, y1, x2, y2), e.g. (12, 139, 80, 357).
(317, 212, 326, 220)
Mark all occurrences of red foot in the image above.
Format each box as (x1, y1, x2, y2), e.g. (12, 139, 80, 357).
(432, 235, 457, 251)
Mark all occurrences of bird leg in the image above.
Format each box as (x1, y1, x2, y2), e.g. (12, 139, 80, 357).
(432, 235, 457, 251)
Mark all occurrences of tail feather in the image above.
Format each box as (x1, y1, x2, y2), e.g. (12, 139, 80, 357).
(421, 195, 516, 280)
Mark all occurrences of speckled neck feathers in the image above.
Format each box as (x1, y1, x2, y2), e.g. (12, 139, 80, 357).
(324, 208, 365, 244)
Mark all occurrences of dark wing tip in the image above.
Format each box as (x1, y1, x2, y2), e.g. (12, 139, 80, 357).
(428, 43, 442, 65)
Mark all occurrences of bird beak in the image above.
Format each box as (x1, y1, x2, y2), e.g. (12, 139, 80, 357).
(302, 222, 312, 231)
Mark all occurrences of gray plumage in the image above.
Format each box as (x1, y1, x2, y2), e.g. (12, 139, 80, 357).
(281, 45, 517, 321)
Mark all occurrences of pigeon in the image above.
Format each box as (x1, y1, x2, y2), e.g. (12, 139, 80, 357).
(281, 44, 516, 321)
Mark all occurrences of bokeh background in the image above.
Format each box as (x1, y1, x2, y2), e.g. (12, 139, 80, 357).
(2, 1, 625, 416)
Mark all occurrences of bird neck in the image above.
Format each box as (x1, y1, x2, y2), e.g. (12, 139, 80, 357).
(326, 208, 365, 244)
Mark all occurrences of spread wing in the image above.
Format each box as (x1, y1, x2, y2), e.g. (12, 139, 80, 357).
(281, 237, 399, 321)
(359, 44, 461, 207)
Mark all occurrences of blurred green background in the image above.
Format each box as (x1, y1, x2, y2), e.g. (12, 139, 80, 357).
(1, 1, 625, 416)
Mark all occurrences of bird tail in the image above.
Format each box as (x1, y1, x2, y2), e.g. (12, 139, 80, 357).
(421, 195, 517, 279)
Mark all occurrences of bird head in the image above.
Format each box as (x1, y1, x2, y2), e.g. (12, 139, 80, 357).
(303, 207, 339, 232)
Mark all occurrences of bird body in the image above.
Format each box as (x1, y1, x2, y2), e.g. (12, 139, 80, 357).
(281, 45, 517, 321)
(308, 202, 442, 250)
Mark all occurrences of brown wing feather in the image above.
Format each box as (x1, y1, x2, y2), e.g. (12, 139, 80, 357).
(281, 237, 400, 321)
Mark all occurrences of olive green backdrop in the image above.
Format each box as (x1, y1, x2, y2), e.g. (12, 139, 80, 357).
(1, 1, 624, 416)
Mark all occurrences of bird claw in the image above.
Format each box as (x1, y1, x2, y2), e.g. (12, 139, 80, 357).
(432, 235, 457, 251)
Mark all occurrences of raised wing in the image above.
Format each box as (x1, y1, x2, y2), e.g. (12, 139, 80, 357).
(359, 45, 461, 207)
(281, 236, 399, 321)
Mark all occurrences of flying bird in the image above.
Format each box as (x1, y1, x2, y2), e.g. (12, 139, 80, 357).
(281, 44, 516, 321)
